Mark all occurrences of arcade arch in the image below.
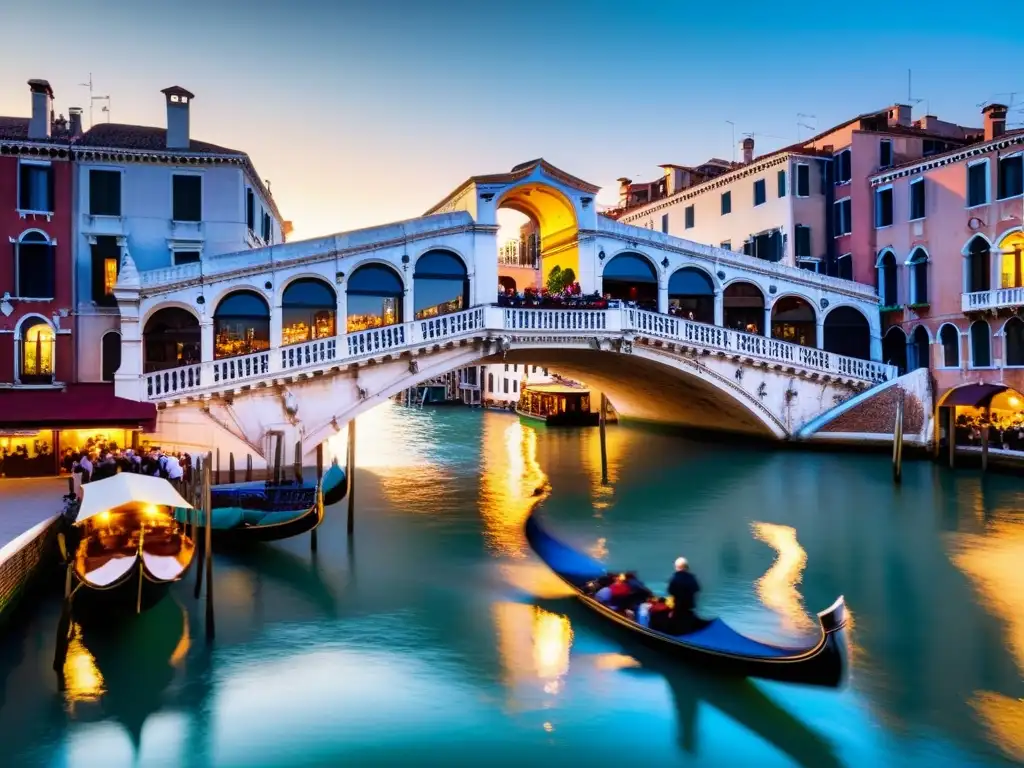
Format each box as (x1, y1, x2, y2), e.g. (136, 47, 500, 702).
(668, 266, 715, 323)
(770, 296, 816, 347)
(496, 182, 579, 291)
(282, 278, 336, 346)
(214, 290, 271, 359)
(723, 282, 765, 335)
(346, 264, 404, 332)
(601, 252, 658, 307)
(823, 306, 871, 360)
(144, 307, 200, 373)
(414, 250, 469, 319)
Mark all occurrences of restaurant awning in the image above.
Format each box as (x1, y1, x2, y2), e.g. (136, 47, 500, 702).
(0, 384, 156, 430)
(941, 383, 1011, 408)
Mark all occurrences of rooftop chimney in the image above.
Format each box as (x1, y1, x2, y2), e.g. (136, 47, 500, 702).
(68, 107, 83, 138)
(616, 177, 632, 207)
(983, 103, 1007, 142)
(888, 104, 911, 128)
(160, 86, 195, 150)
(27, 79, 54, 140)
(741, 137, 755, 164)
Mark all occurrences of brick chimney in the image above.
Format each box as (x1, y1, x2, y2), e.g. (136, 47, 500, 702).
(27, 79, 54, 140)
(983, 103, 1007, 141)
(617, 177, 632, 207)
(160, 86, 195, 149)
(888, 104, 911, 128)
(68, 107, 83, 138)
(741, 137, 755, 164)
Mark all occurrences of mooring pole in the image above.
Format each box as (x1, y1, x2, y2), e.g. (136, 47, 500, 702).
(948, 407, 956, 469)
(294, 440, 303, 484)
(193, 456, 205, 600)
(246, 453, 253, 482)
(892, 389, 905, 484)
(273, 434, 283, 485)
(599, 393, 609, 484)
(981, 406, 990, 473)
(204, 452, 215, 640)
(228, 452, 236, 484)
(312, 443, 323, 553)
(215, 448, 221, 485)
(52, 534, 73, 673)
(347, 419, 356, 536)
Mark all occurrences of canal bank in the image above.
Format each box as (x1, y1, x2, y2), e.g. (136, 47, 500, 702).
(0, 403, 1021, 767)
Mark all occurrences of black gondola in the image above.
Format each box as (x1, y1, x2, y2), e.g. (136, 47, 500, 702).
(210, 460, 347, 511)
(524, 511, 848, 687)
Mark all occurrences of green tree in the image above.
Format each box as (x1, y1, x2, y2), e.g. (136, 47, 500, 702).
(545, 266, 563, 294)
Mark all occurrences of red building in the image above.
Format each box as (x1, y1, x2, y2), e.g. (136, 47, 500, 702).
(0, 79, 153, 478)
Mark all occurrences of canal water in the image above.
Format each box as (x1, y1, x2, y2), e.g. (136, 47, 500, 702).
(1, 404, 1022, 767)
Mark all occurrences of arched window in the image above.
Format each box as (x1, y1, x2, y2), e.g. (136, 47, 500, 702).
(771, 296, 816, 347)
(601, 253, 658, 307)
(144, 307, 201, 373)
(999, 232, 1024, 289)
(414, 250, 468, 320)
(15, 231, 55, 299)
(101, 331, 121, 382)
(723, 282, 765, 335)
(908, 249, 929, 305)
(908, 325, 930, 370)
(883, 326, 908, 374)
(18, 317, 55, 384)
(488, 372, 494, 393)
(877, 251, 898, 307)
(970, 320, 992, 368)
(966, 236, 991, 293)
(667, 267, 714, 323)
(347, 264, 404, 332)
(939, 324, 960, 368)
(281, 278, 336, 346)
(823, 307, 871, 360)
(214, 291, 270, 359)
(1005, 317, 1024, 367)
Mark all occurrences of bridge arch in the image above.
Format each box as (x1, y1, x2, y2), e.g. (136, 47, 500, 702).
(496, 181, 579, 286)
(883, 325, 908, 373)
(345, 262, 405, 333)
(213, 290, 271, 359)
(413, 249, 470, 320)
(600, 251, 659, 306)
(281, 277, 337, 346)
(668, 265, 716, 323)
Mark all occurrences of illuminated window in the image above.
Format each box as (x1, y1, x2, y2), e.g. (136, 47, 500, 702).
(104, 258, 118, 296)
(347, 264, 404, 332)
(282, 278, 336, 346)
(414, 251, 468, 320)
(999, 232, 1024, 289)
(20, 318, 55, 383)
(213, 291, 270, 359)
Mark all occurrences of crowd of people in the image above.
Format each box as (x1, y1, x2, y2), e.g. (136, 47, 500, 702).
(587, 556, 703, 635)
(954, 411, 1024, 452)
(67, 440, 190, 496)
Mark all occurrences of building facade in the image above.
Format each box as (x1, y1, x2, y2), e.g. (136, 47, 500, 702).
(73, 86, 287, 383)
(459, 363, 552, 407)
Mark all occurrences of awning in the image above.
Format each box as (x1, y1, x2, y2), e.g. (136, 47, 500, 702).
(0, 383, 156, 430)
(942, 383, 1011, 408)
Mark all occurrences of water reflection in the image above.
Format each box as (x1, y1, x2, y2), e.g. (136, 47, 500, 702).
(478, 418, 545, 558)
(751, 522, 813, 633)
(62, 623, 105, 709)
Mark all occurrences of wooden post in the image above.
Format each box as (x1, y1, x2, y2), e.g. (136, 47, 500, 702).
(273, 434, 283, 485)
(981, 406, 990, 473)
(347, 419, 356, 535)
(948, 407, 956, 469)
(599, 393, 609, 484)
(246, 453, 253, 482)
(228, 453, 236, 484)
(892, 390, 905, 484)
(294, 440, 303, 484)
(215, 448, 220, 485)
(312, 443, 323, 552)
(204, 452, 215, 639)
(193, 456, 205, 600)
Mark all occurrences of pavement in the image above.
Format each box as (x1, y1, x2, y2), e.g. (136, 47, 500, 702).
(0, 477, 69, 548)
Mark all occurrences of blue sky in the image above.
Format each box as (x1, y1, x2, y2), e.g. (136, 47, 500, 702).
(2, 0, 1020, 240)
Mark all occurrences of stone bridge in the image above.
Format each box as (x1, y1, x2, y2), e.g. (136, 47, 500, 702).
(111, 159, 893, 464)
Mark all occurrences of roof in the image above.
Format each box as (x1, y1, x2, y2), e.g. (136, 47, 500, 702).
(0, 383, 156, 430)
(77, 122, 243, 154)
(0, 116, 72, 145)
(870, 127, 1024, 182)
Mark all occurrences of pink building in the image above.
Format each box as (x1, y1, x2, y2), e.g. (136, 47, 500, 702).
(867, 104, 1024, 402)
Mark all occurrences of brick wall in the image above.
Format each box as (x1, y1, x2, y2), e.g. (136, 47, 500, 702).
(821, 386, 925, 434)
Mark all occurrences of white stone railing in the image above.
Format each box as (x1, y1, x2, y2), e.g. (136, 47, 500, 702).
(140, 262, 203, 288)
(140, 304, 894, 401)
(962, 287, 1024, 313)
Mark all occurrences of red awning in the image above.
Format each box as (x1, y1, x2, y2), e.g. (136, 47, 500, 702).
(0, 384, 156, 431)
(942, 383, 1010, 408)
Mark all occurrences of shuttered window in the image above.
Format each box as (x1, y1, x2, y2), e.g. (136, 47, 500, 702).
(172, 174, 202, 221)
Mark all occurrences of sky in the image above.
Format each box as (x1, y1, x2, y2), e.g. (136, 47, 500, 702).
(2, 0, 1021, 242)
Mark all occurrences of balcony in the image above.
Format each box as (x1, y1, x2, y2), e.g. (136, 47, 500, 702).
(962, 287, 1024, 313)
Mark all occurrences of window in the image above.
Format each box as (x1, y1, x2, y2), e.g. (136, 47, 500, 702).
(796, 164, 810, 197)
(171, 174, 202, 221)
(795, 225, 811, 258)
(173, 250, 201, 265)
(214, 290, 271, 359)
(684, 205, 694, 229)
(753, 179, 766, 206)
(909, 179, 926, 220)
(262, 211, 272, 242)
(875, 186, 893, 228)
(833, 198, 852, 236)
(837, 253, 853, 280)
(488, 373, 494, 393)
(101, 331, 121, 382)
(1006, 318, 1024, 367)
(15, 231, 54, 299)
(90, 235, 120, 307)
(966, 236, 991, 293)
(777, 169, 786, 198)
(720, 240, 731, 251)
(18, 318, 55, 384)
(924, 139, 952, 156)
(835, 150, 852, 184)
(968, 161, 989, 207)
(798, 259, 820, 273)
(246, 188, 255, 231)
(997, 154, 1023, 200)
(939, 324, 960, 368)
(878, 251, 898, 306)
(89, 170, 122, 216)
(503, 379, 509, 394)
(661, 213, 669, 233)
(880, 140, 893, 169)
(512, 380, 518, 393)
(504, 363, 509, 372)
(908, 248, 929, 305)
(18, 161, 54, 213)
(751, 230, 782, 262)
(720, 191, 731, 215)
(970, 320, 991, 368)
(281, 278, 336, 345)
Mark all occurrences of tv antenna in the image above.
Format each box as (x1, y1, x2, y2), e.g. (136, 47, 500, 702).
(797, 113, 816, 141)
(906, 69, 924, 110)
(78, 73, 111, 128)
(725, 120, 736, 162)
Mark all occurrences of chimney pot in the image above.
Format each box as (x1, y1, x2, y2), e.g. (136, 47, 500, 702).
(888, 104, 912, 128)
(68, 107, 83, 138)
(741, 137, 755, 164)
(160, 85, 195, 149)
(983, 103, 1007, 142)
(27, 79, 54, 140)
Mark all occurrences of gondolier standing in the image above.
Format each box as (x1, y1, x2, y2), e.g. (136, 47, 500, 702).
(668, 557, 701, 632)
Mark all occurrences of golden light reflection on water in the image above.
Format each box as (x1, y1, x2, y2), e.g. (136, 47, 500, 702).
(478, 418, 546, 559)
(751, 522, 813, 633)
(169, 607, 191, 667)
(969, 692, 1024, 763)
(63, 623, 105, 710)
(492, 603, 573, 704)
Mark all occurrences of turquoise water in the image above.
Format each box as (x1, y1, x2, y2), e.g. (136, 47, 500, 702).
(1, 403, 1022, 767)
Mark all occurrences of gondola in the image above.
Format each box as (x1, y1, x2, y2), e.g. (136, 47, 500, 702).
(524, 512, 848, 687)
(59, 474, 197, 619)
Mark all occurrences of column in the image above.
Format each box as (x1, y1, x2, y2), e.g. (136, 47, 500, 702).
(763, 304, 773, 338)
(200, 319, 214, 363)
(816, 320, 825, 350)
(870, 333, 883, 362)
(713, 291, 724, 326)
(657, 279, 669, 315)
(335, 281, 347, 336)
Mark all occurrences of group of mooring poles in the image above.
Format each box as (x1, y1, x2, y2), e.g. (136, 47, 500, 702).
(184, 451, 216, 641)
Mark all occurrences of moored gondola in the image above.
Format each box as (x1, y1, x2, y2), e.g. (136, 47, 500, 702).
(59, 474, 197, 619)
(524, 511, 848, 687)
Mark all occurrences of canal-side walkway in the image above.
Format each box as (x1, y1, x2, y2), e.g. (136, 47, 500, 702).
(0, 477, 68, 548)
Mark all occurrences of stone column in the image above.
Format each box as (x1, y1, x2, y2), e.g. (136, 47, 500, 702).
(816, 319, 825, 349)
(657, 277, 669, 315)
(870, 332, 883, 362)
(763, 304, 773, 338)
(335, 279, 347, 336)
(112, 252, 143, 401)
(200, 319, 214, 363)
(713, 291, 724, 326)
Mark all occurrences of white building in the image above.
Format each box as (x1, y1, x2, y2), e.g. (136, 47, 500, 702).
(73, 85, 285, 383)
(612, 138, 831, 273)
(458, 363, 552, 406)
